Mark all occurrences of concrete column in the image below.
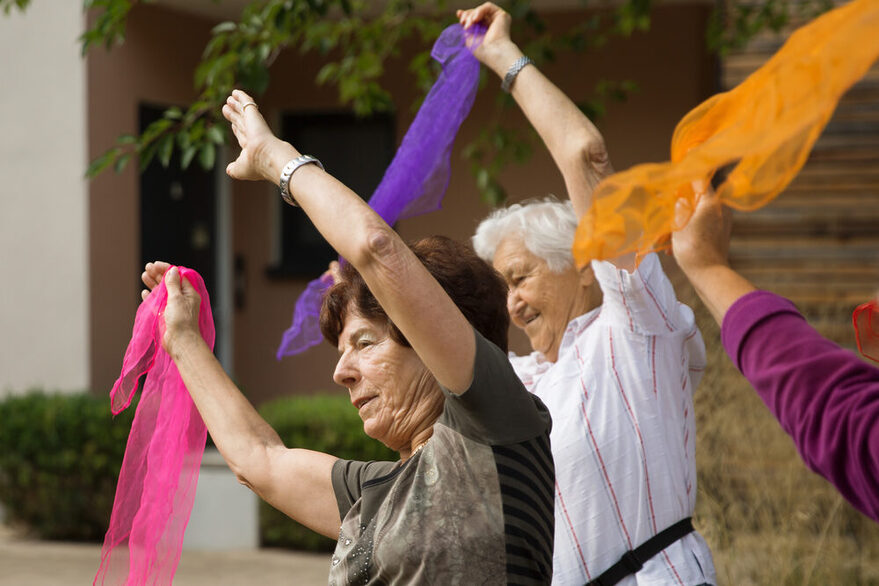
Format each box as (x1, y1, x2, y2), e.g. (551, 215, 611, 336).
(0, 3, 89, 395)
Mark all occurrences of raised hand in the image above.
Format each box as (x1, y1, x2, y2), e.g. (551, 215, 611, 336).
(456, 3, 517, 73)
(221, 89, 290, 183)
(670, 181, 733, 276)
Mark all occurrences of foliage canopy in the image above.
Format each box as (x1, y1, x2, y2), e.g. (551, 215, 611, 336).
(2, 0, 834, 204)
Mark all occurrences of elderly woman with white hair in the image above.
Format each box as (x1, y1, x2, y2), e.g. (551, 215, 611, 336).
(463, 3, 717, 584)
(474, 198, 716, 586)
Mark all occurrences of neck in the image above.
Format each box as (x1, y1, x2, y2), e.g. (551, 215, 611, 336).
(546, 284, 603, 363)
(401, 427, 434, 462)
(583, 281, 602, 314)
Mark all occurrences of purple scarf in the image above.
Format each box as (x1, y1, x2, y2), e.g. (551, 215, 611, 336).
(277, 23, 484, 358)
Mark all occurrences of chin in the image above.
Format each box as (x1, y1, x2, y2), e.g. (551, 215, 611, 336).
(361, 420, 385, 443)
(528, 337, 549, 355)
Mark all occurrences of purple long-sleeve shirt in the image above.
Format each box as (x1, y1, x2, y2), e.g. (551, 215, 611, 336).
(721, 290, 879, 522)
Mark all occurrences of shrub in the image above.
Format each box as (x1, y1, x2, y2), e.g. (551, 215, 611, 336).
(0, 391, 134, 541)
(257, 394, 396, 551)
(0, 391, 393, 551)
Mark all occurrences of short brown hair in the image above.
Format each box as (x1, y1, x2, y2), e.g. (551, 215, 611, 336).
(320, 235, 509, 352)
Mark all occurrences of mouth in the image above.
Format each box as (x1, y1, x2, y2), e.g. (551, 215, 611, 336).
(522, 312, 540, 326)
(352, 396, 376, 411)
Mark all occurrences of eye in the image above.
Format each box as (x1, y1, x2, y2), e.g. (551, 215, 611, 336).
(356, 337, 375, 350)
(510, 274, 525, 287)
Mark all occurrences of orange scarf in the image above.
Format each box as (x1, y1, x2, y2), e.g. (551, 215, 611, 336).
(573, 0, 879, 266)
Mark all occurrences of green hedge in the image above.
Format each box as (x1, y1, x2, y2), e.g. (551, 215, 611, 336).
(0, 391, 395, 550)
(257, 395, 395, 551)
(0, 391, 134, 541)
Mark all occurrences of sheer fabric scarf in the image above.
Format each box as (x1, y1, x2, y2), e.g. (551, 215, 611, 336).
(95, 267, 215, 586)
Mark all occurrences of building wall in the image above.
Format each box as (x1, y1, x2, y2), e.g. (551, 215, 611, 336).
(0, 3, 89, 395)
(87, 6, 217, 395)
(86, 3, 715, 404)
(230, 3, 716, 403)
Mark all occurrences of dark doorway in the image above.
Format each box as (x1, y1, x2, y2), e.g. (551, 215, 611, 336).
(139, 104, 220, 352)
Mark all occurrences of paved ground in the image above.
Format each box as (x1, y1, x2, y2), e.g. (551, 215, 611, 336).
(0, 525, 331, 585)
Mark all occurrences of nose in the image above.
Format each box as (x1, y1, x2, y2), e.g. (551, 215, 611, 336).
(333, 350, 360, 388)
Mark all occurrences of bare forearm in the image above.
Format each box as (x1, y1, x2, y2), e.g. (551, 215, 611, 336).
(256, 140, 476, 391)
(168, 334, 341, 535)
(254, 139, 386, 267)
(484, 41, 612, 218)
(169, 334, 282, 475)
(682, 263, 757, 325)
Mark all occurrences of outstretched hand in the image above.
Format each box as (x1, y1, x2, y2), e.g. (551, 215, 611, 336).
(221, 89, 286, 183)
(671, 182, 755, 325)
(670, 182, 732, 277)
(457, 3, 517, 72)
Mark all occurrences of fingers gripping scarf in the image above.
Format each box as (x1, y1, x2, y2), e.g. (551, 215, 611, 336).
(95, 267, 215, 586)
(276, 23, 484, 358)
(572, 0, 879, 266)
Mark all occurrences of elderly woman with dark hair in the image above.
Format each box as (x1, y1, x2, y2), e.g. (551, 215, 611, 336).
(461, 3, 716, 584)
(140, 83, 555, 583)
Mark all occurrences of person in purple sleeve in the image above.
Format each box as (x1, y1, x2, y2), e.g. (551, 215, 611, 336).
(671, 183, 879, 523)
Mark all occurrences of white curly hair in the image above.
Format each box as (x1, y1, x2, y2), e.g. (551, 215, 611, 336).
(472, 196, 578, 274)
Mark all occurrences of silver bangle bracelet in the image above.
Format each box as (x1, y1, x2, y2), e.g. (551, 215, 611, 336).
(279, 154, 324, 207)
(501, 56, 534, 93)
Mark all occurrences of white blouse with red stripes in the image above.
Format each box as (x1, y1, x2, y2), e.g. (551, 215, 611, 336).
(509, 253, 717, 586)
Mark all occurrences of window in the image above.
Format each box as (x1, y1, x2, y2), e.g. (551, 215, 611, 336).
(270, 111, 396, 277)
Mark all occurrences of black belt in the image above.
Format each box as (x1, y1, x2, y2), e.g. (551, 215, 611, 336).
(586, 517, 694, 586)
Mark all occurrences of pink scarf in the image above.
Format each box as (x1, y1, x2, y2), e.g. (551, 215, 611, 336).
(95, 267, 215, 585)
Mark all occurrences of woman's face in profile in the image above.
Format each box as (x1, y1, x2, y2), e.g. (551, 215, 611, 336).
(492, 236, 593, 362)
(332, 309, 437, 452)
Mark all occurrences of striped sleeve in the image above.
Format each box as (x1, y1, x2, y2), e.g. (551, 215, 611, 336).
(494, 434, 555, 584)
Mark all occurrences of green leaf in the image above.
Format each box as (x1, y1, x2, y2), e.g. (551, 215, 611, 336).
(476, 168, 490, 190)
(85, 148, 119, 179)
(113, 152, 132, 174)
(238, 62, 271, 95)
(211, 21, 237, 34)
(158, 134, 174, 168)
(139, 141, 158, 172)
(206, 125, 225, 145)
(199, 143, 216, 170)
(181, 145, 198, 170)
(164, 107, 183, 120)
(316, 63, 339, 85)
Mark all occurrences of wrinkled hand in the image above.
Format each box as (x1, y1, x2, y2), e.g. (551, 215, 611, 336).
(670, 181, 733, 276)
(221, 89, 285, 183)
(141, 261, 171, 301)
(457, 3, 517, 71)
(140, 261, 202, 353)
(160, 266, 203, 354)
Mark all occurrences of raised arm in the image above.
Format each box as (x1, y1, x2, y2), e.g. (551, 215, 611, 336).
(458, 2, 613, 220)
(670, 184, 756, 324)
(671, 192, 879, 521)
(222, 92, 476, 393)
(144, 263, 340, 538)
